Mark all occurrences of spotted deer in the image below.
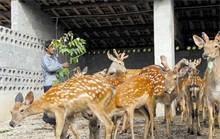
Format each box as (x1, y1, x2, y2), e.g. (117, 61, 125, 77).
(9, 75, 115, 139)
(105, 74, 155, 139)
(193, 31, 220, 139)
(84, 50, 146, 139)
(138, 55, 189, 138)
(112, 56, 188, 138)
(181, 58, 204, 136)
(81, 49, 130, 139)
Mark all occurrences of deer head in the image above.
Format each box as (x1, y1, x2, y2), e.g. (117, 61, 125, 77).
(107, 49, 128, 75)
(184, 58, 201, 76)
(9, 91, 34, 127)
(93, 68, 107, 77)
(193, 31, 220, 61)
(74, 66, 88, 76)
(161, 55, 189, 94)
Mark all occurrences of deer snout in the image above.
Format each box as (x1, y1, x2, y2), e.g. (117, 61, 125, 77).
(9, 121, 15, 127)
(202, 53, 209, 59)
(192, 96, 197, 102)
(164, 90, 170, 94)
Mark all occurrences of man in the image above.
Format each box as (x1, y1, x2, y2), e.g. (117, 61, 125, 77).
(41, 40, 69, 127)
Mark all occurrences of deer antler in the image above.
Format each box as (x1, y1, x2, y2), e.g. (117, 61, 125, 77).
(113, 49, 129, 61)
(160, 55, 170, 72)
(174, 58, 187, 73)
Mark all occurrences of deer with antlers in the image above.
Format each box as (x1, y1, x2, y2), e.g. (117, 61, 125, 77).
(137, 56, 189, 138)
(9, 74, 115, 139)
(193, 31, 220, 139)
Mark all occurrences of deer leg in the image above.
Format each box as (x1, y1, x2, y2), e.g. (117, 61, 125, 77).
(146, 102, 155, 139)
(54, 112, 66, 139)
(192, 108, 195, 134)
(60, 121, 70, 139)
(165, 105, 172, 138)
(161, 107, 167, 124)
(139, 106, 150, 139)
(88, 104, 113, 139)
(119, 113, 129, 134)
(112, 116, 122, 139)
(217, 112, 220, 129)
(202, 96, 207, 124)
(187, 98, 192, 134)
(196, 107, 201, 136)
(66, 116, 79, 139)
(196, 98, 201, 136)
(126, 107, 135, 139)
(207, 102, 214, 139)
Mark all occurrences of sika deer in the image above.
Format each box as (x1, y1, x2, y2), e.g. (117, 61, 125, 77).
(193, 31, 220, 139)
(105, 74, 155, 139)
(139, 56, 189, 138)
(117, 56, 189, 138)
(9, 75, 115, 139)
(107, 49, 128, 75)
(183, 58, 204, 136)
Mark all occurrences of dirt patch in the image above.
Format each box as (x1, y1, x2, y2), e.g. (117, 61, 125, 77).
(1, 113, 220, 139)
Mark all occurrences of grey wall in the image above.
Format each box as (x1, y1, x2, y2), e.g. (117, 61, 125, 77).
(11, 0, 64, 40)
(0, 26, 45, 121)
(80, 48, 155, 74)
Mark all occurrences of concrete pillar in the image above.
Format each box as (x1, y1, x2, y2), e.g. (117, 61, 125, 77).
(154, 0, 175, 117)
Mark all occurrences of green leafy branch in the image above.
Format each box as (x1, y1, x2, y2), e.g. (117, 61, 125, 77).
(52, 31, 86, 80)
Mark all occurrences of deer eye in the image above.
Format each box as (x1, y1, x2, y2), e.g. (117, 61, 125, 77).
(215, 45, 218, 48)
(20, 109, 24, 113)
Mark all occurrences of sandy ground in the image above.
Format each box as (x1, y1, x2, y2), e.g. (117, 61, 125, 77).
(1, 112, 220, 139)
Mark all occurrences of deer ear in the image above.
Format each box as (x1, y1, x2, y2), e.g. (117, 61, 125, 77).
(24, 91, 34, 105)
(76, 66, 81, 74)
(178, 66, 189, 77)
(193, 35, 205, 48)
(15, 92, 24, 103)
(196, 58, 202, 66)
(82, 67, 88, 75)
(214, 31, 220, 41)
(201, 32, 209, 42)
(107, 52, 117, 62)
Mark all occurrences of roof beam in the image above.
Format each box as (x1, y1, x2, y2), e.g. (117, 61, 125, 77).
(50, 10, 153, 19)
(67, 24, 153, 33)
(87, 34, 152, 41)
(42, 2, 142, 10)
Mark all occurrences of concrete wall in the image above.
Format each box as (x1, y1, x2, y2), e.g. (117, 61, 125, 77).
(11, 0, 64, 40)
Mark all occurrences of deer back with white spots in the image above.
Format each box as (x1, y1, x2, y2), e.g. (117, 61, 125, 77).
(193, 31, 220, 139)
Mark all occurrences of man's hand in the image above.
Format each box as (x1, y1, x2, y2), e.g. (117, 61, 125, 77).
(62, 62, 69, 68)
